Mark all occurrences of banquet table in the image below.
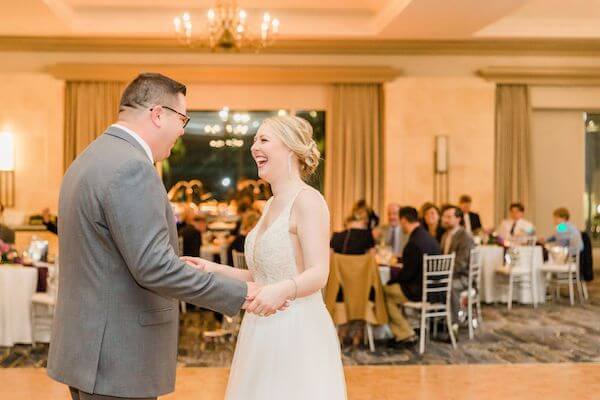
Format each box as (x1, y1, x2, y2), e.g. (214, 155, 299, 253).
(480, 245, 546, 304)
(0, 265, 38, 347)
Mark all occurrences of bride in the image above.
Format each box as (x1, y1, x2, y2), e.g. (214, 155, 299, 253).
(183, 115, 347, 400)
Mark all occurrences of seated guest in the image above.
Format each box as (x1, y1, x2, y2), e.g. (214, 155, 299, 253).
(351, 199, 380, 231)
(458, 195, 482, 235)
(179, 212, 207, 257)
(420, 202, 445, 243)
(497, 202, 535, 241)
(0, 202, 15, 244)
(330, 215, 375, 255)
(384, 207, 442, 347)
(377, 203, 407, 255)
(227, 210, 260, 266)
(41, 208, 58, 235)
(441, 205, 475, 324)
(543, 207, 583, 257)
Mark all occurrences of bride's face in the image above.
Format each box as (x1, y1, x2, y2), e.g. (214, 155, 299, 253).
(251, 125, 289, 182)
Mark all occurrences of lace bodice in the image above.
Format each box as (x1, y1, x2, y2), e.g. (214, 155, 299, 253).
(244, 188, 305, 285)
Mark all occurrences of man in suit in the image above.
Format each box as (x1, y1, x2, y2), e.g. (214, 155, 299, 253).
(441, 205, 475, 324)
(458, 194, 482, 235)
(0, 202, 15, 244)
(384, 207, 442, 347)
(47, 73, 260, 400)
(378, 203, 407, 256)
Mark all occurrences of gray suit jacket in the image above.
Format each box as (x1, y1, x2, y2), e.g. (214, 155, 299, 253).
(47, 126, 247, 398)
(441, 227, 475, 283)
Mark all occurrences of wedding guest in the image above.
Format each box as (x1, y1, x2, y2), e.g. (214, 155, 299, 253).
(458, 195, 482, 235)
(440, 205, 475, 323)
(384, 207, 441, 347)
(497, 202, 535, 240)
(420, 202, 445, 243)
(227, 210, 260, 266)
(330, 215, 375, 255)
(542, 207, 583, 256)
(42, 208, 58, 235)
(351, 199, 380, 231)
(378, 203, 407, 255)
(0, 202, 15, 244)
(179, 212, 207, 257)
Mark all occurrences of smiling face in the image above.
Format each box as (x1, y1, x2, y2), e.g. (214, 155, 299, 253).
(251, 124, 291, 183)
(151, 93, 188, 161)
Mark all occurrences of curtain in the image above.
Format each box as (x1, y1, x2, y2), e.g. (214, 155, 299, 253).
(325, 84, 385, 231)
(494, 84, 532, 224)
(63, 81, 123, 171)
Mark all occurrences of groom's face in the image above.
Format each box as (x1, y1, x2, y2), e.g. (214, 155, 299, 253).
(155, 93, 187, 161)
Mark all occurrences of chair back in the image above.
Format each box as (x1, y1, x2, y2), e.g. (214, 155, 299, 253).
(468, 247, 482, 295)
(421, 253, 455, 305)
(232, 250, 248, 269)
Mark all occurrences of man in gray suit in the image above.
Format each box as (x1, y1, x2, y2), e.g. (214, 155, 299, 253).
(440, 205, 475, 326)
(48, 73, 259, 400)
(377, 203, 407, 256)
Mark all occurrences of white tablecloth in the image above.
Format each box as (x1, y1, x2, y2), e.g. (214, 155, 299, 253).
(480, 245, 546, 304)
(0, 265, 38, 346)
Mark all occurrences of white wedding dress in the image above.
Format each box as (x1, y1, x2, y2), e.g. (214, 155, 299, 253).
(225, 188, 347, 400)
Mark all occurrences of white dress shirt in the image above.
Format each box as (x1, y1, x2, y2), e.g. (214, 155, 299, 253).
(498, 218, 535, 239)
(464, 212, 472, 234)
(111, 124, 154, 164)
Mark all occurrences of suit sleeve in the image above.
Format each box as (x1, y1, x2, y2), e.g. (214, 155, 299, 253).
(103, 159, 247, 316)
(398, 243, 420, 282)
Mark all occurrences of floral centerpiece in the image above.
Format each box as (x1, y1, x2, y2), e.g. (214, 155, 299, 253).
(0, 239, 21, 265)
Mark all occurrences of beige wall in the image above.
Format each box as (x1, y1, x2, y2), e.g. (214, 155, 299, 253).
(0, 73, 63, 224)
(531, 110, 585, 237)
(384, 77, 496, 227)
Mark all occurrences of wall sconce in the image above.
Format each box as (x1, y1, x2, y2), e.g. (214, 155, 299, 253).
(434, 135, 449, 204)
(0, 131, 15, 207)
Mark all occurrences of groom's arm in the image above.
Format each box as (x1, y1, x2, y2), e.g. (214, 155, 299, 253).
(103, 158, 247, 316)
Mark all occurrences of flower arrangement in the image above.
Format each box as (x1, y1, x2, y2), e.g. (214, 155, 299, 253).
(0, 240, 21, 264)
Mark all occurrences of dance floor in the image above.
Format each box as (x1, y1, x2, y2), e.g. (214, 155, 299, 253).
(2, 364, 599, 400)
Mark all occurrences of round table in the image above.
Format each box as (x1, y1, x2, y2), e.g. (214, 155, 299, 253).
(0, 265, 38, 346)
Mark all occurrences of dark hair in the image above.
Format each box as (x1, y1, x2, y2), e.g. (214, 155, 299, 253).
(459, 194, 472, 204)
(119, 73, 187, 112)
(442, 205, 463, 220)
(509, 202, 525, 212)
(0, 202, 3, 214)
(399, 207, 419, 223)
(553, 207, 570, 220)
(420, 202, 440, 218)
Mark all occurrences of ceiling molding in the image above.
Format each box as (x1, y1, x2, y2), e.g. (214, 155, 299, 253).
(5, 36, 600, 56)
(477, 66, 600, 85)
(46, 63, 402, 83)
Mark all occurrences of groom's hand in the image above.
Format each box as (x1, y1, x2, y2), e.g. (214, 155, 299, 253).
(181, 256, 206, 271)
(242, 282, 262, 310)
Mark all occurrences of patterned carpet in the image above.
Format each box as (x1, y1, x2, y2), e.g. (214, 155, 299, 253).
(2, 279, 599, 368)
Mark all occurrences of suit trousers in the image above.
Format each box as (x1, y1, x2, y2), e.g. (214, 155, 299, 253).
(383, 284, 415, 341)
(70, 387, 156, 400)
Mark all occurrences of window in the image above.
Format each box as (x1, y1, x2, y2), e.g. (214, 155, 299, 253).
(162, 109, 326, 202)
(585, 113, 600, 247)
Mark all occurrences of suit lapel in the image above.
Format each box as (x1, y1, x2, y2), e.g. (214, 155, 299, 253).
(105, 125, 151, 163)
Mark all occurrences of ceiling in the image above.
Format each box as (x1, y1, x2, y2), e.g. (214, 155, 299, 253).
(3, 0, 600, 39)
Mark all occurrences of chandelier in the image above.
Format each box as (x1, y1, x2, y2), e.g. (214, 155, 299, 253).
(173, 0, 279, 52)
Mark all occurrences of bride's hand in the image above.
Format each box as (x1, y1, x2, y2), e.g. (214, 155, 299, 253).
(246, 280, 294, 317)
(181, 256, 209, 272)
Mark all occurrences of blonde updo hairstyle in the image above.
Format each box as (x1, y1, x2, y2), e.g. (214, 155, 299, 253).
(260, 116, 320, 180)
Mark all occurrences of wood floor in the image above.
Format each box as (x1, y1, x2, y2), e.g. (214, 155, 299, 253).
(2, 364, 600, 400)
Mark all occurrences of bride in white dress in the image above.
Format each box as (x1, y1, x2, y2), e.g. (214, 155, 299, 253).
(183, 115, 347, 400)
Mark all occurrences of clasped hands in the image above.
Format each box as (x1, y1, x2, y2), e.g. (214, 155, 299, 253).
(181, 256, 293, 317)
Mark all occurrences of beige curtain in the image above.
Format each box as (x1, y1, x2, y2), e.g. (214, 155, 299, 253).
(494, 84, 532, 224)
(63, 81, 124, 171)
(325, 84, 385, 231)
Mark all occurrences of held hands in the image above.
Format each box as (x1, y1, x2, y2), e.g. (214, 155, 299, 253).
(245, 280, 295, 317)
(181, 256, 210, 272)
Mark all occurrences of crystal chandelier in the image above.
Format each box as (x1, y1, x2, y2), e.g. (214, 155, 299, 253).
(173, 0, 279, 51)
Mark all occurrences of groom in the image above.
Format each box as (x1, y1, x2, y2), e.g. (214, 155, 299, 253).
(47, 73, 259, 400)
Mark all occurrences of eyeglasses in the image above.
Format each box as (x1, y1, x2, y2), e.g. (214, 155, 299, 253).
(150, 105, 190, 129)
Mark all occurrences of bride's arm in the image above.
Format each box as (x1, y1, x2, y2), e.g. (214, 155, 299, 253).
(182, 257, 254, 282)
(246, 190, 330, 316)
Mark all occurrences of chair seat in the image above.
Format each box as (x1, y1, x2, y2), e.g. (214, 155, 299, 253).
(404, 301, 446, 310)
(495, 265, 529, 276)
(31, 292, 56, 306)
(539, 263, 575, 273)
